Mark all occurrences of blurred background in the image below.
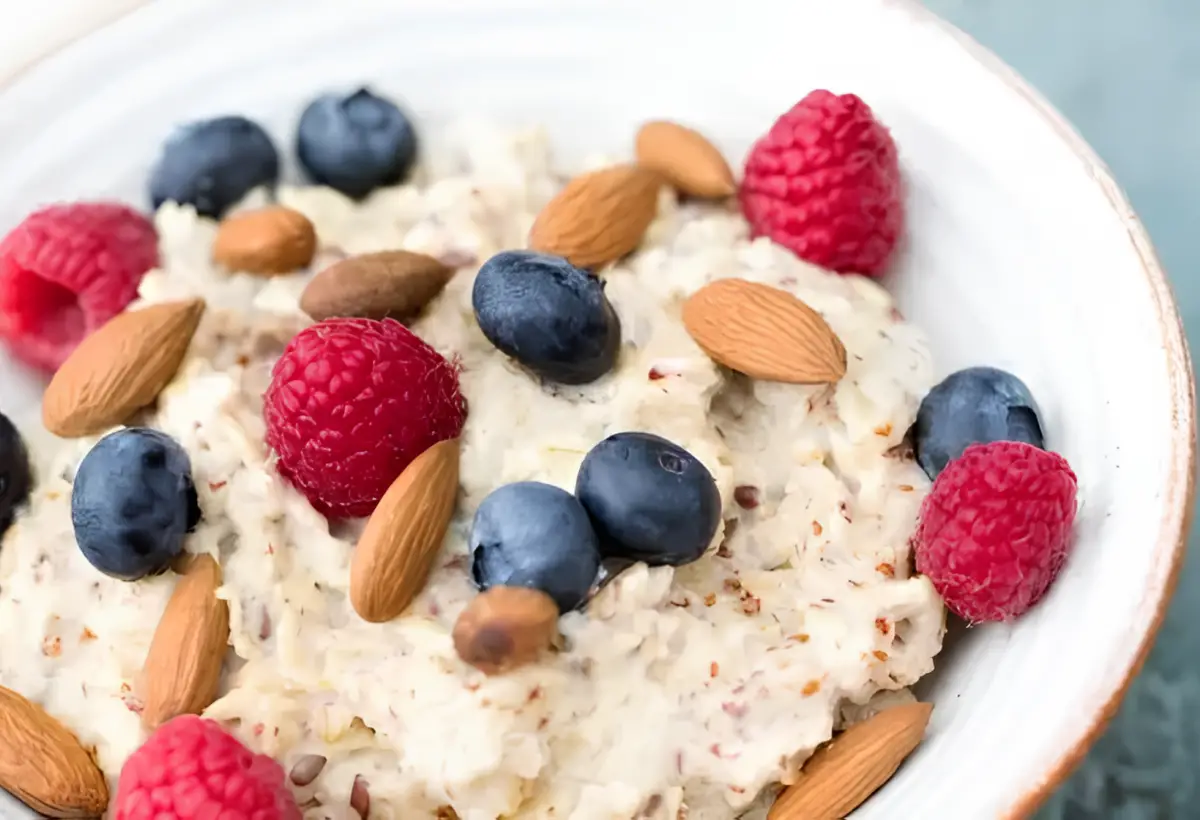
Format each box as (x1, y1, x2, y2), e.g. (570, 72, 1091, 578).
(924, 1, 1199, 817)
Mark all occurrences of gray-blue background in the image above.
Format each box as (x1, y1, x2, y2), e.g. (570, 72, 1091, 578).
(923, 2, 1199, 817)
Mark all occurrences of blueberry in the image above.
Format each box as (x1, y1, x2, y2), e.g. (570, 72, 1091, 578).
(149, 116, 279, 219)
(469, 481, 601, 613)
(575, 432, 721, 567)
(71, 428, 201, 581)
(0, 412, 31, 537)
(296, 88, 418, 200)
(472, 251, 621, 385)
(912, 366, 1045, 480)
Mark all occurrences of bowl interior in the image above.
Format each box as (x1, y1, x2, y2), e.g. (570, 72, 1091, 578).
(0, 0, 1192, 817)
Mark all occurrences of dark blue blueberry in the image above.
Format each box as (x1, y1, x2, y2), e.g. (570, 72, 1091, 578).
(912, 366, 1045, 480)
(575, 432, 721, 567)
(149, 116, 279, 219)
(469, 481, 601, 613)
(0, 411, 31, 537)
(472, 250, 621, 385)
(296, 88, 418, 200)
(71, 428, 201, 581)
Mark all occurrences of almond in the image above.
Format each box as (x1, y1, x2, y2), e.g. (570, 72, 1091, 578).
(0, 685, 108, 817)
(682, 278, 846, 384)
(529, 164, 661, 269)
(636, 120, 735, 199)
(452, 586, 559, 675)
(768, 702, 932, 820)
(350, 438, 460, 623)
(212, 205, 317, 275)
(42, 299, 206, 438)
(140, 553, 230, 730)
(300, 250, 455, 322)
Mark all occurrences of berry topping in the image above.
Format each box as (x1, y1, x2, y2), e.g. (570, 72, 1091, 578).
(113, 715, 301, 820)
(71, 428, 200, 581)
(575, 432, 721, 566)
(912, 366, 1045, 480)
(740, 90, 903, 277)
(913, 441, 1078, 622)
(472, 250, 621, 385)
(264, 317, 466, 519)
(0, 411, 30, 537)
(296, 88, 418, 200)
(0, 202, 158, 372)
(470, 481, 602, 613)
(149, 116, 280, 219)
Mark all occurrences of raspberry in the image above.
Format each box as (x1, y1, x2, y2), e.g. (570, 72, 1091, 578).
(0, 202, 158, 372)
(739, 90, 903, 277)
(113, 715, 300, 820)
(264, 317, 467, 518)
(913, 441, 1078, 622)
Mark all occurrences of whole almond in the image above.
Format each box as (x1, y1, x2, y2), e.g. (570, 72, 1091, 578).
(529, 164, 661, 269)
(453, 586, 559, 675)
(213, 205, 317, 275)
(300, 250, 454, 322)
(350, 438, 460, 623)
(42, 299, 206, 438)
(682, 278, 847, 384)
(768, 702, 932, 820)
(140, 554, 230, 730)
(0, 686, 108, 817)
(636, 120, 736, 199)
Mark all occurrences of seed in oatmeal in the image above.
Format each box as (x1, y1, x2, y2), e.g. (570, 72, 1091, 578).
(0, 410, 30, 537)
(300, 249, 454, 322)
(453, 586, 559, 675)
(912, 365, 1045, 480)
(71, 428, 200, 581)
(470, 481, 601, 613)
(212, 204, 317, 275)
(472, 250, 621, 385)
(635, 120, 736, 199)
(576, 432, 720, 567)
(296, 88, 418, 200)
(149, 115, 280, 219)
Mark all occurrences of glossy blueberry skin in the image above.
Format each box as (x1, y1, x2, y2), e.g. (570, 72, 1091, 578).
(913, 366, 1045, 480)
(296, 88, 418, 200)
(0, 411, 31, 537)
(469, 481, 602, 613)
(71, 428, 201, 581)
(575, 432, 721, 567)
(472, 250, 621, 385)
(149, 116, 280, 219)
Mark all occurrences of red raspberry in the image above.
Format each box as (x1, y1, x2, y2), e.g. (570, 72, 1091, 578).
(265, 317, 467, 519)
(113, 715, 300, 820)
(0, 202, 158, 372)
(739, 90, 903, 277)
(913, 441, 1078, 622)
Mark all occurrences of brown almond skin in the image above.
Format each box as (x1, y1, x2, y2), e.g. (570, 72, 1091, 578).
(42, 299, 206, 438)
(213, 205, 317, 275)
(768, 702, 932, 820)
(140, 554, 230, 730)
(0, 686, 108, 817)
(453, 586, 559, 675)
(300, 250, 454, 322)
(528, 164, 661, 270)
(350, 438, 461, 623)
(682, 278, 847, 384)
(636, 120, 736, 199)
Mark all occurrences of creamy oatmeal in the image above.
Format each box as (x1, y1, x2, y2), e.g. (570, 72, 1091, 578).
(0, 123, 944, 819)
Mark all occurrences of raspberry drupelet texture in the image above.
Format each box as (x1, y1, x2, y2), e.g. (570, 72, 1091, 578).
(264, 317, 467, 519)
(0, 202, 158, 372)
(739, 90, 904, 277)
(113, 715, 301, 820)
(913, 440, 1078, 622)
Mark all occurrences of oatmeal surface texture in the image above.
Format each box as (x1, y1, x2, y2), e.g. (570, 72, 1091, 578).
(0, 123, 945, 820)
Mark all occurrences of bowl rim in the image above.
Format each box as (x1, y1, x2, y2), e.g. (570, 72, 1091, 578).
(0, 1, 1194, 817)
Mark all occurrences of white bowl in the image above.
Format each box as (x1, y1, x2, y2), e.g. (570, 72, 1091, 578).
(0, 0, 1193, 817)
